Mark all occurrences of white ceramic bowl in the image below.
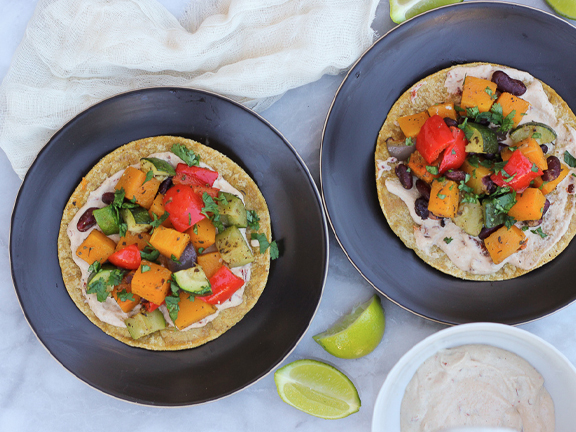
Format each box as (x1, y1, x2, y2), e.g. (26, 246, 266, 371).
(372, 323, 576, 432)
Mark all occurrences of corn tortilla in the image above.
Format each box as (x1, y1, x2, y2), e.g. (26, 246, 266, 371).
(375, 63, 576, 281)
(58, 136, 271, 350)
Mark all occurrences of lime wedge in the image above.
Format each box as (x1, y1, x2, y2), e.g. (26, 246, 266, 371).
(390, 0, 463, 24)
(313, 295, 385, 359)
(546, 0, 576, 19)
(274, 359, 361, 419)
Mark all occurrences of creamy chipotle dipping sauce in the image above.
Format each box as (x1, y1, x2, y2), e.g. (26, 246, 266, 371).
(400, 344, 555, 432)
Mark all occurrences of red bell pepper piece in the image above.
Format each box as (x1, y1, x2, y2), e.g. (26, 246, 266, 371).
(416, 115, 455, 164)
(173, 164, 219, 187)
(192, 185, 220, 198)
(199, 266, 245, 305)
(163, 185, 206, 232)
(439, 126, 467, 174)
(491, 149, 543, 192)
(107, 244, 142, 270)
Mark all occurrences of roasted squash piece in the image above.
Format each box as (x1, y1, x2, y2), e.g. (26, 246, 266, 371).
(197, 251, 224, 279)
(507, 188, 546, 221)
(174, 292, 217, 330)
(186, 218, 216, 251)
(461, 158, 494, 195)
(131, 260, 172, 305)
(397, 111, 429, 138)
(533, 165, 570, 195)
(407, 150, 440, 184)
(428, 179, 459, 218)
(76, 230, 117, 265)
(115, 231, 151, 252)
(428, 102, 457, 120)
(112, 272, 141, 313)
(495, 92, 530, 128)
(148, 193, 173, 228)
(115, 167, 146, 200)
(132, 177, 161, 210)
(484, 225, 527, 264)
(501, 138, 547, 171)
(149, 226, 190, 260)
(461, 76, 497, 113)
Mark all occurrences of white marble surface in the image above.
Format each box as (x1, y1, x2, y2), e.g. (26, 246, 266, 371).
(1, 1, 575, 431)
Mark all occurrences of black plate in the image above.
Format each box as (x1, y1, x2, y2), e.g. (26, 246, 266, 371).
(11, 88, 328, 405)
(321, 2, 576, 325)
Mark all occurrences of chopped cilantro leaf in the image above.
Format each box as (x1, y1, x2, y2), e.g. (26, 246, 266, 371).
(141, 264, 151, 273)
(521, 226, 529, 231)
(198, 247, 205, 254)
(116, 289, 135, 302)
(150, 211, 170, 229)
(426, 166, 439, 175)
(193, 223, 199, 235)
(530, 227, 548, 238)
(504, 215, 516, 229)
(140, 245, 160, 261)
(564, 150, 576, 168)
(88, 261, 101, 274)
(443, 237, 453, 244)
(171, 254, 181, 264)
(484, 86, 497, 100)
(164, 295, 180, 322)
(405, 137, 415, 146)
(499, 110, 516, 132)
(143, 170, 154, 184)
(171, 143, 200, 166)
(437, 193, 446, 199)
(532, 132, 542, 139)
(247, 210, 260, 230)
(201, 193, 225, 232)
(531, 163, 539, 173)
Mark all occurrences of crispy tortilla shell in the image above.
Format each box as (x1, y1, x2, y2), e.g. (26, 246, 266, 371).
(375, 63, 576, 281)
(58, 136, 271, 350)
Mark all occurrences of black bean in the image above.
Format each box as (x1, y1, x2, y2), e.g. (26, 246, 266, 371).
(445, 170, 466, 182)
(476, 117, 490, 126)
(491, 70, 527, 96)
(158, 177, 174, 195)
(483, 153, 496, 160)
(498, 143, 509, 153)
(102, 192, 115, 204)
(444, 117, 458, 128)
(414, 197, 429, 220)
(482, 175, 497, 194)
(541, 156, 561, 182)
(540, 144, 548, 154)
(542, 199, 550, 216)
(395, 164, 413, 189)
(416, 179, 431, 201)
(77, 207, 98, 232)
(478, 224, 504, 240)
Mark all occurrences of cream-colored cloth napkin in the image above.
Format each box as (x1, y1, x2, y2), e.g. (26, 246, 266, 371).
(0, 0, 379, 178)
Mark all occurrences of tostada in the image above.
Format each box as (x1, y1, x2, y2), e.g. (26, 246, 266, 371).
(58, 136, 275, 350)
(375, 63, 576, 281)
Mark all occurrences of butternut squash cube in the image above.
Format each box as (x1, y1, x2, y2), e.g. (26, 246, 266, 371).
(115, 231, 151, 252)
(148, 194, 173, 228)
(174, 292, 217, 329)
(185, 218, 216, 251)
(495, 92, 530, 128)
(461, 158, 494, 195)
(149, 225, 190, 260)
(115, 166, 146, 200)
(133, 177, 161, 209)
(533, 165, 570, 195)
(502, 138, 547, 171)
(407, 150, 440, 184)
(507, 188, 546, 221)
(131, 260, 172, 305)
(428, 179, 459, 218)
(397, 111, 430, 138)
(461, 76, 497, 113)
(428, 102, 457, 120)
(76, 230, 117, 265)
(112, 273, 141, 313)
(484, 225, 527, 265)
(197, 251, 224, 279)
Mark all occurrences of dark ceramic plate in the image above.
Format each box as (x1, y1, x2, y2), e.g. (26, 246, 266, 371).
(321, 2, 576, 325)
(11, 88, 328, 405)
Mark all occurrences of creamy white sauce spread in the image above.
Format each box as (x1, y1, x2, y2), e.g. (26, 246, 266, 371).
(400, 344, 555, 432)
(377, 157, 398, 180)
(67, 152, 252, 329)
(386, 65, 576, 274)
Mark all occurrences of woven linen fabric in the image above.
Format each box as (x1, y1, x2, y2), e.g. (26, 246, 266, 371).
(0, 0, 379, 178)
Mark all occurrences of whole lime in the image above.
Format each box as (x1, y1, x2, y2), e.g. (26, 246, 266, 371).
(313, 295, 385, 359)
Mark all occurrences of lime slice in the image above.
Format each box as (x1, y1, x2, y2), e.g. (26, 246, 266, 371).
(313, 295, 385, 359)
(390, 0, 463, 24)
(274, 359, 361, 419)
(546, 0, 576, 19)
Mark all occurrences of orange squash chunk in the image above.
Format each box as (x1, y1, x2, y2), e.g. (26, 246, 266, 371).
(197, 251, 224, 279)
(484, 225, 527, 265)
(76, 230, 117, 265)
(115, 166, 146, 200)
(508, 188, 546, 221)
(461, 76, 497, 113)
(186, 218, 216, 250)
(495, 92, 530, 128)
(397, 111, 430, 138)
(112, 272, 141, 313)
(428, 179, 459, 218)
(174, 292, 217, 329)
(132, 177, 161, 209)
(115, 231, 151, 252)
(428, 102, 457, 121)
(501, 138, 547, 171)
(149, 226, 190, 260)
(407, 150, 440, 184)
(461, 158, 494, 195)
(131, 260, 172, 305)
(533, 165, 570, 195)
(148, 194, 173, 228)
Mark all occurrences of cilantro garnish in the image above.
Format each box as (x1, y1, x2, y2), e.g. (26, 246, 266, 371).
(499, 110, 516, 132)
(247, 210, 260, 230)
(251, 233, 279, 259)
(443, 237, 453, 244)
(141, 264, 151, 273)
(405, 137, 415, 146)
(87, 269, 125, 302)
(171, 254, 181, 264)
(531, 163, 539, 173)
(532, 132, 542, 139)
(564, 150, 576, 168)
(213, 193, 229, 206)
(164, 295, 180, 322)
(88, 261, 101, 274)
(150, 211, 169, 229)
(458, 118, 474, 140)
(437, 193, 446, 199)
(198, 247, 205, 254)
(171, 143, 200, 167)
(521, 226, 530, 231)
(143, 170, 154, 184)
(140, 245, 160, 261)
(504, 215, 516, 229)
(426, 166, 439, 175)
(531, 227, 548, 238)
(193, 223, 199, 235)
(484, 86, 497, 100)
(201, 193, 225, 232)
(116, 289, 135, 302)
